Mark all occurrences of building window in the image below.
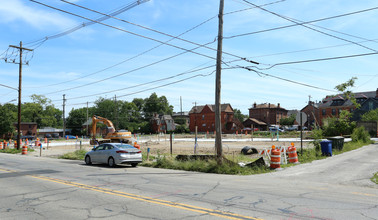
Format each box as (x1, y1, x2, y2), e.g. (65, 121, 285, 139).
(202, 123, 206, 127)
(332, 109, 336, 115)
(322, 109, 326, 115)
(202, 115, 205, 120)
(338, 109, 341, 114)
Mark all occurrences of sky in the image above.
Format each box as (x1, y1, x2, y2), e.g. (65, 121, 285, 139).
(1, 0, 378, 116)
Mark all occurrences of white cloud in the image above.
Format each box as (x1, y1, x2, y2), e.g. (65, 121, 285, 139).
(0, 0, 75, 30)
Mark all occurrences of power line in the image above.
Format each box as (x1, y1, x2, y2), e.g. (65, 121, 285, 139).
(237, 66, 336, 92)
(41, 39, 221, 96)
(24, 0, 282, 89)
(258, 51, 378, 70)
(240, 0, 378, 52)
(225, 4, 378, 50)
(65, 70, 216, 107)
(60, 0, 257, 64)
(51, 62, 215, 102)
(30, 0, 221, 61)
(24, 0, 150, 48)
(247, 38, 378, 59)
(26, 11, 218, 89)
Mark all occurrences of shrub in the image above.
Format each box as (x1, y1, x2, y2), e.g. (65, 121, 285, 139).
(351, 126, 370, 143)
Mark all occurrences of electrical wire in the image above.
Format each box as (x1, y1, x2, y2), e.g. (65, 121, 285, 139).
(239, 0, 378, 52)
(25, 0, 278, 89)
(65, 70, 216, 107)
(237, 65, 336, 92)
(225, 3, 378, 49)
(30, 0, 220, 61)
(41, 38, 220, 96)
(51, 62, 215, 102)
(24, 0, 150, 47)
(247, 38, 378, 59)
(258, 51, 378, 70)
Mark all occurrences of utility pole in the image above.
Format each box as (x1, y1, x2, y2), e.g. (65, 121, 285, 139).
(8, 41, 33, 150)
(63, 94, 66, 138)
(86, 102, 89, 137)
(215, 0, 224, 163)
(114, 95, 118, 130)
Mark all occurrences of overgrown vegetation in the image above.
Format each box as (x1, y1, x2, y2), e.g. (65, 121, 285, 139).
(142, 155, 271, 175)
(58, 149, 87, 160)
(0, 148, 35, 154)
(371, 172, 378, 184)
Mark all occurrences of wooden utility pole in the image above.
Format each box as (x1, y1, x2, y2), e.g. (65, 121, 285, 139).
(86, 102, 89, 136)
(63, 94, 66, 138)
(8, 42, 33, 150)
(215, 0, 224, 162)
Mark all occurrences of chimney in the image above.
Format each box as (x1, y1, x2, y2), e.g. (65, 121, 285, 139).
(253, 102, 256, 108)
(268, 103, 271, 108)
(277, 103, 280, 108)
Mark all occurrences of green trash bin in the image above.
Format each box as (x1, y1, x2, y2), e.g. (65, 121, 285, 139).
(327, 136, 344, 151)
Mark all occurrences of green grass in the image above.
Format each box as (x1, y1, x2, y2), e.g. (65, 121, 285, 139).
(58, 149, 87, 160)
(0, 148, 35, 154)
(141, 155, 271, 175)
(371, 172, 378, 184)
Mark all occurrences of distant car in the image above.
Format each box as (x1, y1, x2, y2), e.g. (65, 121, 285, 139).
(65, 135, 76, 139)
(269, 127, 284, 132)
(84, 143, 142, 167)
(44, 134, 52, 139)
(51, 133, 60, 138)
(21, 135, 35, 141)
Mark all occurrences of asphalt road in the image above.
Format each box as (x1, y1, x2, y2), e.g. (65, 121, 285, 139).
(0, 143, 377, 220)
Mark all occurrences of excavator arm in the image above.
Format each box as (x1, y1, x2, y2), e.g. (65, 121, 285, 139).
(90, 115, 132, 145)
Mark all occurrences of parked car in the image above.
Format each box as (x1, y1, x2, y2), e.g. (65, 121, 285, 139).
(51, 133, 60, 138)
(84, 143, 142, 167)
(21, 135, 35, 141)
(44, 134, 52, 139)
(269, 127, 284, 132)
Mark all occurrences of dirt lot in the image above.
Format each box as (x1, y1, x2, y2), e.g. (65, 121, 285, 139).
(26, 135, 313, 158)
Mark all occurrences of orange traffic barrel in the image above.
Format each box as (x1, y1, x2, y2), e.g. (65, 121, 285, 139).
(22, 145, 27, 155)
(134, 141, 140, 150)
(288, 146, 299, 164)
(270, 148, 281, 169)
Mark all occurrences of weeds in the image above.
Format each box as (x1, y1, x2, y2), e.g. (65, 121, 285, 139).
(142, 155, 271, 175)
(371, 172, 378, 184)
(59, 149, 87, 160)
(0, 148, 35, 154)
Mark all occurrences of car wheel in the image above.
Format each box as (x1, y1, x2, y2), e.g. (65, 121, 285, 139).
(85, 156, 92, 165)
(108, 157, 116, 167)
(131, 163, 138, 167)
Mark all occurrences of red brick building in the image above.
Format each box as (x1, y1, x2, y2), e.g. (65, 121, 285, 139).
(301, 101, 320, 129)
(318, 89, 378, 126)
(13, 122, 37, 137)
(248, 103, 288, 128)
(189, 104, 242, 133)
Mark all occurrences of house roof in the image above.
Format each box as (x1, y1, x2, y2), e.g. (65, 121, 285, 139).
(189, 104, 233, 113)
(319, 90, 377, 108)
(248, 103, 287, 110)
(245, 118, 267, 125)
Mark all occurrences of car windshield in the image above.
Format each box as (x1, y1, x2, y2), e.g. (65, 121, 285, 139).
(116, 144, 135, 149)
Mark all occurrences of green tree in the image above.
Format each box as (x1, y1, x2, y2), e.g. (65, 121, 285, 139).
(233, 108, 247, 123)
(280, 114, 296, 126)
(0, 103, 17, 138)
(67, 107, 92, 136)
(143, 93, 173, 119)
(361, 109, 378, 121)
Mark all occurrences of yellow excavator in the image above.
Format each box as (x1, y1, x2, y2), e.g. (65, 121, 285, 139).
(90, 115, 133, 145)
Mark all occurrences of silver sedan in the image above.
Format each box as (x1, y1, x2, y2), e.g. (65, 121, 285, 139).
(84, 143, 142, 167)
